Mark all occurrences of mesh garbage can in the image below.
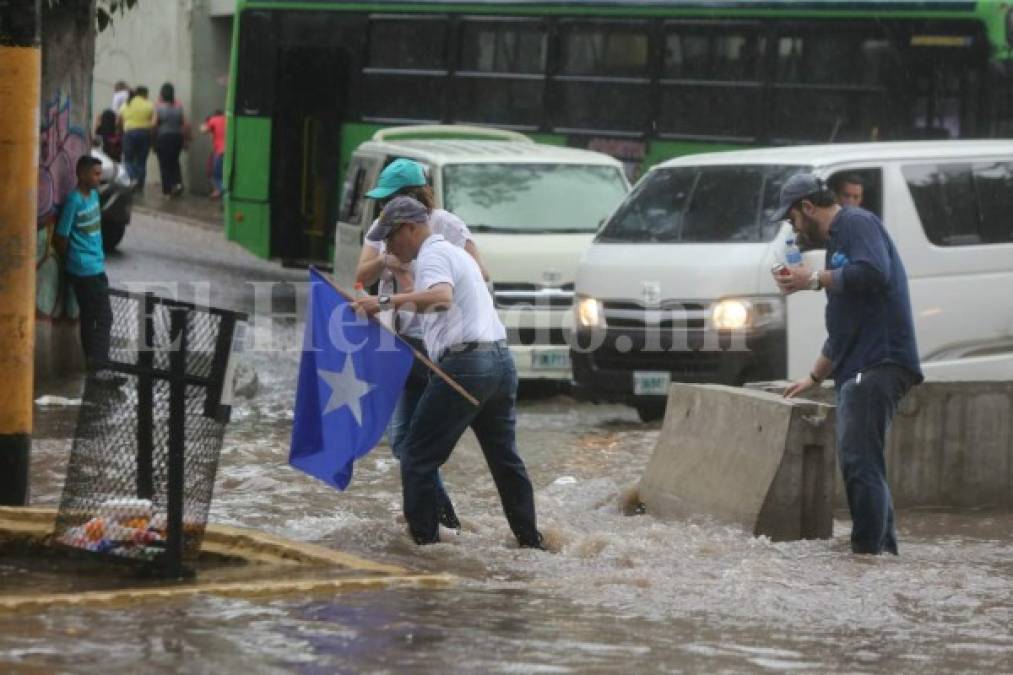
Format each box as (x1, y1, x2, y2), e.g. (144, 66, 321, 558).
(53, 289, 247, 577)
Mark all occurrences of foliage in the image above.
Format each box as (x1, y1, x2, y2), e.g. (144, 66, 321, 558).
(44, 0, 140, 32)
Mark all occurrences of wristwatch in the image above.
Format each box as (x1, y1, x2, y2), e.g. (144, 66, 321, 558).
(378, 294, 392, 310)
(808, 270, 822, 291)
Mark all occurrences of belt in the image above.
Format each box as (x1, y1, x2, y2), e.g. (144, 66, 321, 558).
(439, 340, 506, 361)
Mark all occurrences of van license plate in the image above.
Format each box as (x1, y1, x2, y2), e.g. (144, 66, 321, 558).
(532, 350, 570, 370)
(633, 371, 670, 396)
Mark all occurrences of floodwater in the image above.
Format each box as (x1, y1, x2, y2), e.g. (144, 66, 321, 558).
(6, 215, 1012, 672)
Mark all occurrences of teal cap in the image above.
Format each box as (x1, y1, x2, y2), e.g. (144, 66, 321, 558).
(365, 158, 426, 199)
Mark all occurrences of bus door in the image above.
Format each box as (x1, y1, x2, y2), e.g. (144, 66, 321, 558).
(270, 22, 365, 265)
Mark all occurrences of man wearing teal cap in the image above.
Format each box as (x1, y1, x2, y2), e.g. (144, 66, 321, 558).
(355, 157, 489, 534)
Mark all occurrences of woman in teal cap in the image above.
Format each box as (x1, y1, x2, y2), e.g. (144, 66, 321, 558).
(355, 158, 489, 532)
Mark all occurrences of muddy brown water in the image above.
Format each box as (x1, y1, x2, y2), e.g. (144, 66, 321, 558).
(12, 325, 1012, 674)
(9, 215, 1011, 672)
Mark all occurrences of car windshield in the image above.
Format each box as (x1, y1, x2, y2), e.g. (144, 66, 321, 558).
(442, 163, 628, 233)
(597, 164, 809, 243)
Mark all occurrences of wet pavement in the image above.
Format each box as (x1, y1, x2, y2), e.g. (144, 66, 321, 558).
(7, 212, 1012, 672)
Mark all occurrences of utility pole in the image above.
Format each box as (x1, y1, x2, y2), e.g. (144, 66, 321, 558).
(0, 0, 40, 505)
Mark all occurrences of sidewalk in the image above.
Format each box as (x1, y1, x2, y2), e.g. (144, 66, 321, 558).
(132, 189, 224, 231)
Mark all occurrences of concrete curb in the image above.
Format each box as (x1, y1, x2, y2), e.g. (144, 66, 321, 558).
(0, 507, 453, 611)
(639, 384, 836, 541)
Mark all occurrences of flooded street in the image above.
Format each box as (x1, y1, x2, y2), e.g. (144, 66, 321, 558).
(7, 215, 1012, 673)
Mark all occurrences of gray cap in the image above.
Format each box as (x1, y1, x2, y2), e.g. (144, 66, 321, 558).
(771, 173, 828, 222)
(366, 196, 429, 241)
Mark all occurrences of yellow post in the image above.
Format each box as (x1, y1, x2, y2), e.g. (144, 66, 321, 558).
(0, 0, 41, 505)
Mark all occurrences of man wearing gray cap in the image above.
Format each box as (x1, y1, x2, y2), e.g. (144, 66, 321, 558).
(351, 196, 544, 549)
(771, 173, 922, 555)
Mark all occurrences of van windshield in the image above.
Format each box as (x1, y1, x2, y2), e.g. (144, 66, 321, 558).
(597, 164, 809, 243)
(443, 163, 628, 233)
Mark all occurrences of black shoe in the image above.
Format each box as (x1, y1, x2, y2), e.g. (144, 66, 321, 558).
(438, 505, 461, 530)
(518, 532, 546, 550)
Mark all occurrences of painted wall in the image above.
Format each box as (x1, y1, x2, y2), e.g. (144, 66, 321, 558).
(35, 0, 97, 382)
(92, 0, 194, 192)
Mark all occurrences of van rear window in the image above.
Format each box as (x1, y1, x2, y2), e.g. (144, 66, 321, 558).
(597, 164, 807, 243)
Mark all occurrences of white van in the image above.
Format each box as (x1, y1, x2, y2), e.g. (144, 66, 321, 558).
(572, 140, 1013, 420)
(333, 125, 630, 381)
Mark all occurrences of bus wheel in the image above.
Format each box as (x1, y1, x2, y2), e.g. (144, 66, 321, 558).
(635, 400, 666, 423)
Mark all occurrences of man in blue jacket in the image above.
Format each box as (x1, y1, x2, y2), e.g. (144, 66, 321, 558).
(771, 173, 922, 555)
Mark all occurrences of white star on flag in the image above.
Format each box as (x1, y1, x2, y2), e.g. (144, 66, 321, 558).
(318, 356, 375, 426)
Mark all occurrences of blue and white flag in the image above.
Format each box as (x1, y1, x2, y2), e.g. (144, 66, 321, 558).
(289, 269, 414, 490)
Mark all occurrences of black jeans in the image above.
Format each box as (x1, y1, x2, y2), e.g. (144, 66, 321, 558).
(155, 131, 184, 194)
(836, 364, 917, 555)
(123, 129, 151, 190)
(399, 344, 540, 546)
(67, 272, 113, 371)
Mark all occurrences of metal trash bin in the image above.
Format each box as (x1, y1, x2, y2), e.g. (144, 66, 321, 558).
(53, 289, 247, 577)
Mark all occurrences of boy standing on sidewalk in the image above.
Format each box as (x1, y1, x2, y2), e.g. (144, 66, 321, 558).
(54, 156, 116, 378)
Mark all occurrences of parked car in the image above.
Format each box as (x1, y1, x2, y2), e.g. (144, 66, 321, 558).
(572, 140, 1013, 420)
(90, 143, 132, 252)
(333, 125, 630, 382)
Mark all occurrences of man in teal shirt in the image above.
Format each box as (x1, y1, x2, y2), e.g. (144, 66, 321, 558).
(54, 155, 114, 375)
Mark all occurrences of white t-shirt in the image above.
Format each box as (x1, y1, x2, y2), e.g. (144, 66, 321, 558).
(111, 90, 129, 113)
(415, 234, 505, 362)
(364, 208, 472, 339)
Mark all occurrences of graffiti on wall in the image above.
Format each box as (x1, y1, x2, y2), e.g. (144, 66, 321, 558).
(36, 91, 86, 322)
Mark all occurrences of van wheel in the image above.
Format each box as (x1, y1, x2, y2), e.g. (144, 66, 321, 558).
(635, 401, 666, 423)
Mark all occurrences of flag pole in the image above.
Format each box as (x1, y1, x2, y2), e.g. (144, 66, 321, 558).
(310, 267, 480, 407)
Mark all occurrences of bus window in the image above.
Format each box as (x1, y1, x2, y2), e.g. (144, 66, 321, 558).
(660, 27, 766, 140)
(455, 19, 547, 127)
(362, 16, 449, 123)
(555, 21, 651, 132)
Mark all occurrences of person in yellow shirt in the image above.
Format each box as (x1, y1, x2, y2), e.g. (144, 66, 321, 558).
(118, 85, 156, 192)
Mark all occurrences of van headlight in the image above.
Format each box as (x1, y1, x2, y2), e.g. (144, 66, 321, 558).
(576, 295, 604, 328)
(711, 297, 785, 331)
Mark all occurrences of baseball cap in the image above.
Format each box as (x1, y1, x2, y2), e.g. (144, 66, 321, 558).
(367, 196, 429, 242)
(365, 158, 427, 199)
(771, 173, 828, 222)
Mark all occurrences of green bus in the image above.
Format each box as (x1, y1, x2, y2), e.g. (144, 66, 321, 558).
(224, 0, 1013, 263)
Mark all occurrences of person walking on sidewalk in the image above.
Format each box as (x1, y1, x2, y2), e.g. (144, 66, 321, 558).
(201, 110, 226, 198)
(118, 85, 156, 192)
(154, 82, 188, 196)
(53, 156, 117, 379)
(772, 173, 922, 556)
(351, 197, 544, 549)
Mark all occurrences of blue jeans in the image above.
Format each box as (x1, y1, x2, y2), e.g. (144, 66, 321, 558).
(399, 343, 540, 545)
(123, 129, 151, 190)
(212, 152, 224, 193)
(389, 336, 457, 527)
(836, 364, 916, 555)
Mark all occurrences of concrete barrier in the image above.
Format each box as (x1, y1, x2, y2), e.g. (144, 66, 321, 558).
(639, 384, 836, 542)
(748, 380, 1013, 510)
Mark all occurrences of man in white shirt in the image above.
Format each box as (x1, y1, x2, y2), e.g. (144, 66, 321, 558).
(352, 197, 543, 549)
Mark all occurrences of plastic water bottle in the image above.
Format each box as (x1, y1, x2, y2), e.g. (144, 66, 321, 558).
(353, 282, 367, 298)
(784, 237, 803, 268)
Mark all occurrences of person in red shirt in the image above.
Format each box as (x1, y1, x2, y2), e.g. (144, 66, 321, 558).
(200, 110, 226, 198)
